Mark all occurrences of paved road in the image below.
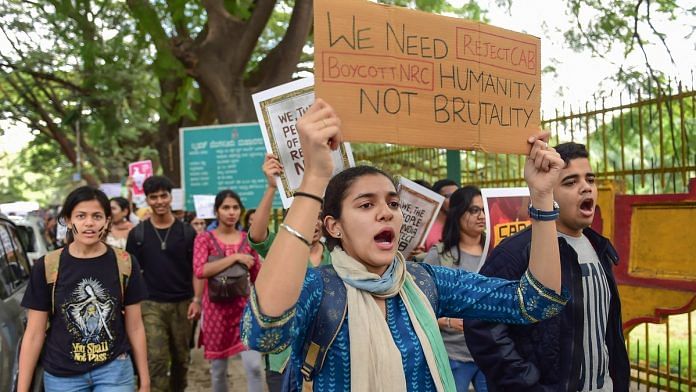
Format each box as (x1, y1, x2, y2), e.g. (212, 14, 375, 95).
(185, 346, 266, 392)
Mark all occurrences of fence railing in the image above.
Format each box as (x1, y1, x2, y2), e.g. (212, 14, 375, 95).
(627, 311, 695, 391)
(353, 81, 695, 195)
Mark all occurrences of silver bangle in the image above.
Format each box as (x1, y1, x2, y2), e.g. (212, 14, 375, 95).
(280, 223, 311, 248)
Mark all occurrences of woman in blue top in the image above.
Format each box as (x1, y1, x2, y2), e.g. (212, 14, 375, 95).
(242, 99, 567, 391)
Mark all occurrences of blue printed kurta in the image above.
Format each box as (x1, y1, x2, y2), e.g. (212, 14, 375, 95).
(242, 264, 567, 391)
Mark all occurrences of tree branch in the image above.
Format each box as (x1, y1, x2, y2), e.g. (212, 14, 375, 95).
(201, 0, 240, 41)
(644, 0, 676, 65)
(630, 0, 664, 95)
(126, 0, 175, 55)
(0, 60, 87, 93)
(236, 0, 278, 71)
(165, 1, 191, 39)
(247, 0, 313, 90)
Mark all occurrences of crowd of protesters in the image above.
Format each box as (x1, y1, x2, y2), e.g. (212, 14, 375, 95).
(14, 98, 629, 392)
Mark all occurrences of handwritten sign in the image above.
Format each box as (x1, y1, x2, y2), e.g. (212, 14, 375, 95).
(397, 177, 445, 257)
(480, 187, 531, 269)
(253, 77, 355, 208)
(314, 0, 541, 154)
(193, 195, 216, 220)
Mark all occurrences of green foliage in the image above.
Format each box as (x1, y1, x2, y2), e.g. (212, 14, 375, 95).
(0, 0, 160, 187)
(0, 0, 691, 203)
(562, 0, 691, 87)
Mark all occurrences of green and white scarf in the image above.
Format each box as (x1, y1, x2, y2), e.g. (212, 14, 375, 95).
(331, 247, 456, 392)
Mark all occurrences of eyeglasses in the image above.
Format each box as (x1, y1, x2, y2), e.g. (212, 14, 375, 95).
(466, 206, 485, 215)
(192, 222, 206, 226)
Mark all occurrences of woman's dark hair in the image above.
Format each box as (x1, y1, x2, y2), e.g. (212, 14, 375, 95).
(441, 185, 485, 264)
(322, 166, 396, 250)
(214, 189, 245, 213)
(60, 186, 111, 243)
(143, 175, 173, 196)
(110, 196, 131, 218)
(243, 209, 256, 231)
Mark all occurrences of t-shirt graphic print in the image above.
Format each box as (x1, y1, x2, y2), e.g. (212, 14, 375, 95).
(63, 277, 116, 363)
(21, 247, 147, 377)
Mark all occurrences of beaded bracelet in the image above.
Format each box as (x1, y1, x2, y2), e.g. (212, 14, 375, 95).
(280, 223, 311, 247)
(293, 191, 324, 205)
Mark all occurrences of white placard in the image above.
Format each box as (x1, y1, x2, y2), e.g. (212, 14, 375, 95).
(99, 183, 122, 199)
(253, 77, 355, 208)
(171, 188, 184, 211)
(397, 177, 445, 257)
(192, 195, 216, 219)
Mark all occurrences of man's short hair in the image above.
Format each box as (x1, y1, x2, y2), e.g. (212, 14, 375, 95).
(553, 142, 589, 167)
(143, 175, 173, 196)
(432, 179, 458, 194)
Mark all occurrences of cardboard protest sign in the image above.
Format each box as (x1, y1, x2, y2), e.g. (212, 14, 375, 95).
(129, 160, 153, 208)
(193, 195, 216, 220)
(480, 187, 531, 269)
(253, 77, 355, 208)
(397, 177, 445, 257)
(314, 0, 541, 154)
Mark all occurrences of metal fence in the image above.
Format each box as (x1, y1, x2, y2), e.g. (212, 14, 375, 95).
(627, 311, 695, 391)
(353, 81, 696, 194)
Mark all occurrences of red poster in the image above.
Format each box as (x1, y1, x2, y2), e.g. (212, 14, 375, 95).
(480, 187, 531, 268)
(128, 160, 153, 197)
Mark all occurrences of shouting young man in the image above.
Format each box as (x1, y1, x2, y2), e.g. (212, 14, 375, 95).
(465, 142, 630, 391)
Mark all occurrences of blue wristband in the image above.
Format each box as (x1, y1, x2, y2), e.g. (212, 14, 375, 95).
(528, 201, 560, 221)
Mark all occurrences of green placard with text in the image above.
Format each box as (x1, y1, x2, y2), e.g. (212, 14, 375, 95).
(180, 123, 281, 212)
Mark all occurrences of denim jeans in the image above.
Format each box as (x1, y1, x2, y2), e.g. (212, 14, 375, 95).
(449, 358, 488, 392)
(43, 353, 134, 392)
(210, 350, 264, 392)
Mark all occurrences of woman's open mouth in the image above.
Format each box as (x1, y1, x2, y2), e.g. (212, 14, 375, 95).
(374, 228, 395, 251)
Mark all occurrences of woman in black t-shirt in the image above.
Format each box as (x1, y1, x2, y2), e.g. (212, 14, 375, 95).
(17, 186, 150, 392)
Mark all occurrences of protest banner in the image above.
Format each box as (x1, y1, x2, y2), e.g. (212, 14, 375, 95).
(253, 77, 355, 208)
(193, 195, 216, 220)
(129, 160, 153, 208)
(397, 177, 445, 257)
(479, 187, 531, 269)
(314, 0, 541, 154)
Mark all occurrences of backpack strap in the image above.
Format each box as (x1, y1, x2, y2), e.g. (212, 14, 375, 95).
(207, 231, 225, 257)
(405, 261, 439, 312)
(134, 220, 146, 247)
(44, 248, 64, 314)
(297, 262, 438, 384)
(112, 247, 133, 306)
(300, 266, 347, 382)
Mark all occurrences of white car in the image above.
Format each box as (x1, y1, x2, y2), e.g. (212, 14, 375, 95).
(8, 215, 49, 266)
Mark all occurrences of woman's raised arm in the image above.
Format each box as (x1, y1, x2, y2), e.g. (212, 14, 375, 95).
(253, 99, 342, 317)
